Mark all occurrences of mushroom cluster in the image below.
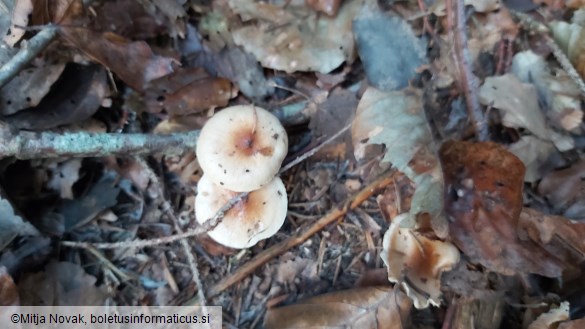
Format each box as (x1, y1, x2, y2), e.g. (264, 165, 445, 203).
(195, 105, 289, 249)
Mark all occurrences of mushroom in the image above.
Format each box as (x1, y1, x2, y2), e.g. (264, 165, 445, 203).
(380, 213, 460, 309)
(195, 174, 288, 249)
(196, 105, 288, 192)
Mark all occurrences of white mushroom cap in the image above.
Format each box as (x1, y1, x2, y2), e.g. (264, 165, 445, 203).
(196, 105, 288, 192)
(195, 174, 288, 249)
(381, 213, 460, 309)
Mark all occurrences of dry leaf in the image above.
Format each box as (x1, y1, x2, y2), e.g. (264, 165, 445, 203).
(4, 0, 33, 46)
(508, 136, 555, 183)
(47, 159, 82, 199)
(144, 68, 236, 115)
(19, 261, 108, 305)
(0, 196, 39, 252)
(4, 64, 108, 130)
(511, 51, 582, 133)
(353, 2, 427, 91)
(550, 19, 585, 78)
(527, 302, 569, 329)
(558, 319, 585, 329)
(518, 208, 585, 272)
(479, 74, 574, 151)
(0, 266, 19, 307)
(59, 28, 174, 92)
(440, 141, 577, 277)
(352, 87, 446, 237)
(264, 287, 411, 329)
(0, 63, 66, 115)
(231, 0, 360, 73)
(538, 159, 585, 209)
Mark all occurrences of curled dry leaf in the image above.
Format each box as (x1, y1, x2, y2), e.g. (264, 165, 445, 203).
(550, 19, 585, 78)
(440, 140, 578, 277)
(381, 213, 459, 309)
(264, 287, 412, 329)
(527, 302, 569, 329)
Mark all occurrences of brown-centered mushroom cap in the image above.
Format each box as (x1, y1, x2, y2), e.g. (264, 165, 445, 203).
(381, 213, 460, 309)
(195, 174, 288, 249)
(196, 105, 288, 192)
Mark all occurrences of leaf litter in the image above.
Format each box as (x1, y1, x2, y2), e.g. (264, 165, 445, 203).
(0, 0, 585, 328)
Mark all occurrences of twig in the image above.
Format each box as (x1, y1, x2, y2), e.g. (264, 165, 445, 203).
(0, 27, 59, 88)
(207, 171, 395, 297)
(447, 0, 489, 141)
(60, 191, 248, 249)
(510, 11, 585, 98)
(0, 102, 307, 160)
(59, 122, 347, 250)
(279, 123, 350, 174)
(0, 127, 200, 160)
(133, 156, 207, 306)
(0, 0, 95, 88)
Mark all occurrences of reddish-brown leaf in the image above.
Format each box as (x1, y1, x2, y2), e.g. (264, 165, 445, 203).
(144, 68, 235, 115)
(264, 287, 411, 329)
(59, 28, 174, 92)
(440, 140, 570, 277)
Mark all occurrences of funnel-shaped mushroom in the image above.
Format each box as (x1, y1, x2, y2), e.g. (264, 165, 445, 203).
(195, 174, 288, 249)
(381, 214, 460, 309)
(196, 105, 288, 192)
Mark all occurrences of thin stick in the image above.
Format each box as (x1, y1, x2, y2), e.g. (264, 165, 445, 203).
(207, 171, 395, 297)
(134, 156, 207, 305)
(447, 0, 489, 141)
(61, 122, 345, 250)
(510, 11, 585, 97)
(279, 122, 350, 174)
(60, 191, 248, 249)
(0, 0, 95, 88)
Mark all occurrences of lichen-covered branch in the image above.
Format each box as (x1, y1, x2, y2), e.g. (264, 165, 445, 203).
(0, 127, 200, 159)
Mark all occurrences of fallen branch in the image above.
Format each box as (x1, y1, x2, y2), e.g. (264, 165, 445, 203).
(447, 0, 489, 141)
(0, 127, 200, 159)
(207, 171, 395, 297)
